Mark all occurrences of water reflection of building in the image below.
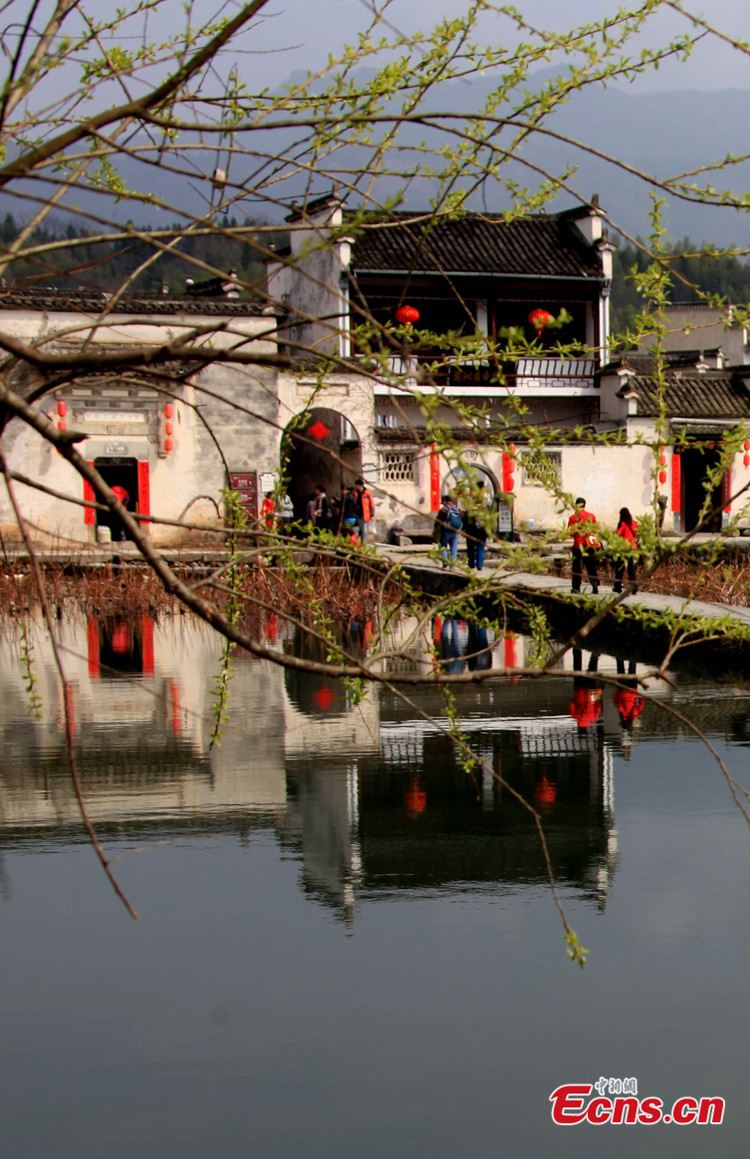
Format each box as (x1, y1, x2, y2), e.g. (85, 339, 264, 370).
(0, 614, 677, 921)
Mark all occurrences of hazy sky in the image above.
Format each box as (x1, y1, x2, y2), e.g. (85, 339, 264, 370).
(241, 0, 750, 92)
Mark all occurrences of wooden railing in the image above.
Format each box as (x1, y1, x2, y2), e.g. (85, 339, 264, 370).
(372, 354, 598, 388)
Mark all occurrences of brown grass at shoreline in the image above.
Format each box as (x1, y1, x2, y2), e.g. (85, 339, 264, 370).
(0, 558, 399, 625)
(641, 559, 750, 606)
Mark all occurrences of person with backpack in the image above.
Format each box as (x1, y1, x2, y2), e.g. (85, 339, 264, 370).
(613, 506, 639, 593)
(463, 479, 490, 570)
(437, 494, 462, 567)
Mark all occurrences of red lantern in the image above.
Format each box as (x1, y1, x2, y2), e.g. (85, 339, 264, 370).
(165, 422, 173, 436)
(528, 308, 554, 337)
(744, 439, 750, 452)
(502, 453, 515, 493)
(395, 305, 420, 326)
(56, 399, 67, 417)
(164, 437, 173, 453)
(658, 469, 667, 485)
(744, 454, 750, 469)
(164, 402, 174, 419)
(659, 446, 667, 468)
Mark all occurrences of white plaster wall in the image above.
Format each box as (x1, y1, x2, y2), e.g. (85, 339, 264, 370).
(267, 205, 347, 357)
(516, 443, 658, 532)
(0, 306, 284, 545)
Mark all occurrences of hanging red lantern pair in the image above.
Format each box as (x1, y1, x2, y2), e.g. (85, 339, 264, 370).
(502, 446, 516, 492)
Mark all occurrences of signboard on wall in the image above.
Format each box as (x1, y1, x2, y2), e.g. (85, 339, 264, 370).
(228, 470, 259, 522)
(496, 499, 513, 537)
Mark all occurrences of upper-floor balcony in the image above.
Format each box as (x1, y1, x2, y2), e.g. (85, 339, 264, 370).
(370, 354, 599, 396)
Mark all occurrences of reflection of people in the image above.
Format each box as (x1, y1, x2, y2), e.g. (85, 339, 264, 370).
(613, 507, 639, 593)
(439, 618, 465, 674)
(613, 658, 645, 732)
(466, 622, 492, 671)
(569, 648, 603, 728)
(568, 497, 599, 594)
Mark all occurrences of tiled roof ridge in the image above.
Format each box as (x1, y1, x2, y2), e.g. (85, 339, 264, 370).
(0, 285, 262, 315)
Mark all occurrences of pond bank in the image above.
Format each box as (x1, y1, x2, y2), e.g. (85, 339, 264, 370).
(3, 539, 750, 670)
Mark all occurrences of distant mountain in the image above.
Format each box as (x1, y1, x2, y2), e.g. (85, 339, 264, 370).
(3, 74, 749, 247)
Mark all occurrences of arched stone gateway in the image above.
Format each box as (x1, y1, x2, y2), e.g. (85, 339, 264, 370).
(444, 463, 498, 506)
(283, 407, 363, 521)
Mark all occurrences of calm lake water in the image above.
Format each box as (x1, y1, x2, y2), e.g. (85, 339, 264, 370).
(0, 613, 748, 1158)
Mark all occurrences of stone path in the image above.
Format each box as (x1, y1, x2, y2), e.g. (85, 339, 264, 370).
(380, 543, 750, 632)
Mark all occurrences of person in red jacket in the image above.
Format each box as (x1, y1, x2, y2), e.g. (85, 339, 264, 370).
(568, 497, 600, 594)
(613, 506, 639, 593)
(259, 492, 276, 530)
(354, 478, 375, 543)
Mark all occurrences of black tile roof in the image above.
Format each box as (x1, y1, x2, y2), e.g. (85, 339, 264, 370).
(627, 371, 750, 419)
(0, 286, 262, 316)
(349, 210, 604, 280)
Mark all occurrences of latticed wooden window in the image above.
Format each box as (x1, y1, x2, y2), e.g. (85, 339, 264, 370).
(521, 450, 562, 488)
(381, 450, 417, 483)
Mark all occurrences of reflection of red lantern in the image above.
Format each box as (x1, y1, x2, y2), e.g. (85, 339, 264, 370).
(659, 469, 667, 485)
(395, 305, 420, 326)
(110, 623, 130, 654)
(404, 777, 427, 814)
(528, 308, 554, 337)
(534, 773, 557, 809)
(313, 686, 335, 712)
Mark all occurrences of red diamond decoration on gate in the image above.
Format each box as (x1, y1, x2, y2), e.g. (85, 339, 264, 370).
(308, 419, 331, 442)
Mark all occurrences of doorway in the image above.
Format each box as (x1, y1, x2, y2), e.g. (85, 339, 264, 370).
(283, 409, 362, 521)
(94, 457, 139, 541)
(681, 444, 723, 532)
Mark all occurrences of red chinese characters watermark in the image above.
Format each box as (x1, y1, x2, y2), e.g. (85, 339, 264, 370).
(550, 1080, 725, 1127)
